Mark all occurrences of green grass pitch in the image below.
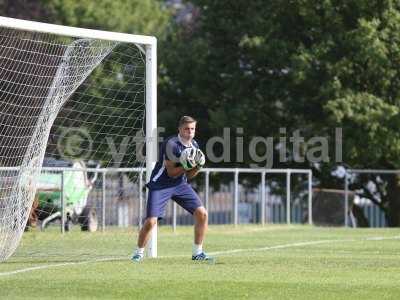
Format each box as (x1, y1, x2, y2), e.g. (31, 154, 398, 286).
(1, 225, 400, 299)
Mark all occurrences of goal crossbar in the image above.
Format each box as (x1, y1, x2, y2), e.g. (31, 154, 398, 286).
(0, 16, 156, 46)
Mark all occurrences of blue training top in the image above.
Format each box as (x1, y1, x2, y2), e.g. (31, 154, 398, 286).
(147, 135, 199, 190)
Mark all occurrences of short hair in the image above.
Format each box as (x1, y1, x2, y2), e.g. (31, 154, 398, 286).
(178, 115, 197, 127)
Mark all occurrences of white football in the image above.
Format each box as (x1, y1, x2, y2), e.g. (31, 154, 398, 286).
(179, 147, 197, 170)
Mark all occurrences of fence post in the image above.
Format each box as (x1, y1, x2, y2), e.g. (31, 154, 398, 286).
(138, 170, 143, 230)
(205, 170, 209, 210)
(261, 171, 266, 225)
(172, 202, 177, 233)
(308, 170, 313, 225)
(60, 171, 65, 234)
(101, 171, 106, 232)
(234, 169, 239, 226)
(344, 173, 349, 227)
(286, 170, 291, 224)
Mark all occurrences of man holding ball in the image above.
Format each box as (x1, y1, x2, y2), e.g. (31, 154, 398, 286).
(132, 116, 213, 262)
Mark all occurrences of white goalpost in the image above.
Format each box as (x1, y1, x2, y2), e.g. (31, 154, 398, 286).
(0, 16, 158, 261)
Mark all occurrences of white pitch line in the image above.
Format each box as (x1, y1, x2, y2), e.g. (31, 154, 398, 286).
(1, 235, 399, 277)
(157, 239, 355, 259)
(0, 257, 123, 277)
(211, 234, 400, 255)
(208, 239, 355, 255)
(365, 236, 400, 241)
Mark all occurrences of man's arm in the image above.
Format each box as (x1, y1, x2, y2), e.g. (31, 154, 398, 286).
(165, 160, 200, 179)
(165, 159, 186, 177)
(186, 166, 201, 180)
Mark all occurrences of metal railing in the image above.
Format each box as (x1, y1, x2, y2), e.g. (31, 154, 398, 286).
(198, 168, 312, 227)
(0, 167, 313, 231)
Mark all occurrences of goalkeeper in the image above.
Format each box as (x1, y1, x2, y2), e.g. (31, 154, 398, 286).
(132, 116, 213, 262)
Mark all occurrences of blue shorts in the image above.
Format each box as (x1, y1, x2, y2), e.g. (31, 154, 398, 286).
(146, 183, 203, 219)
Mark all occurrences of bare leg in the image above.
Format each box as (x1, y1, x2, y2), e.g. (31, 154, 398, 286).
(193, 207, 208, 245)
(137, 217, 157, 248)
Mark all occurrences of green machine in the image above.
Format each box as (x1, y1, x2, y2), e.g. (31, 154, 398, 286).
(36, 161, 99, 231)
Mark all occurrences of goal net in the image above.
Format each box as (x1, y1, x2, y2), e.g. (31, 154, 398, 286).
(0, 17, 157, 261)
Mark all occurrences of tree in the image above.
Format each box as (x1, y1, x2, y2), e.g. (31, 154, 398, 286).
(0, 0, 172, 167)
(42, 0, 171, 166)
(0, 0, 50, 20)
(160, 0, 400, 226)
(43, 0, 169, 37)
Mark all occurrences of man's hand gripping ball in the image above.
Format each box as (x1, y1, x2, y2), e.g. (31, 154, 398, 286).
(194, 149, 205, 169)
(180, 147, 197, 170)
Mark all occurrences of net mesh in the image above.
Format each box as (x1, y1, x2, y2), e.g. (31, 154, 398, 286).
(0, 26, 146, 261)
